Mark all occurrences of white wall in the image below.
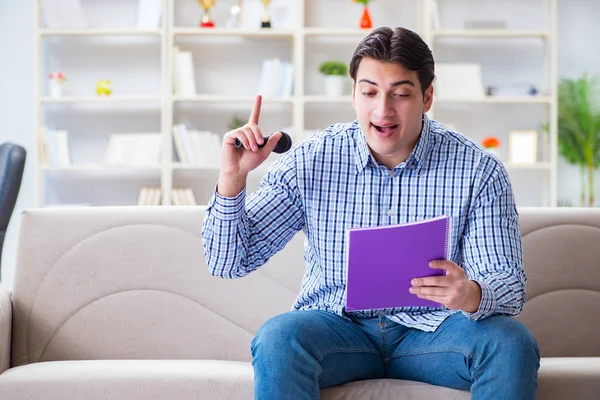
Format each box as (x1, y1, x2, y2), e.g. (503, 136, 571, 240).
(1, 0, 599, 288)
(0, 0, 36, 288)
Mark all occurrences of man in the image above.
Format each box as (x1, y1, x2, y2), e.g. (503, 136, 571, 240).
(201, 26, 540, 400)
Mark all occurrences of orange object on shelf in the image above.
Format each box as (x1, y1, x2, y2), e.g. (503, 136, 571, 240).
(482, 136, 500, 148)
(360, 6, 372, 29)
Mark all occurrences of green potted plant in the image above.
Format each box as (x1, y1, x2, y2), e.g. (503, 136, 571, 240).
(555, 74, 600, 206)
(319, 60, 348, 97)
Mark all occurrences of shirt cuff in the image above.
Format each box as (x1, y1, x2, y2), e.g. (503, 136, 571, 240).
(462, 279, 497, 321)
(206, 185, 246, 221)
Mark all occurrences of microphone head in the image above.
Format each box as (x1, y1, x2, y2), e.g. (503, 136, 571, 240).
(273, 131, 292, 154)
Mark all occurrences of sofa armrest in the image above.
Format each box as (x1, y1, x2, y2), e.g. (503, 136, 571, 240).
(0, 284, 12, 374)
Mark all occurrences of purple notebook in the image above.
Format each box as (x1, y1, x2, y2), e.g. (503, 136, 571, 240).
(345, 215, 452, 311)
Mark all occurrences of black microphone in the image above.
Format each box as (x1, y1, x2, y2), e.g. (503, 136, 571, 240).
(234, 131, 292, 154)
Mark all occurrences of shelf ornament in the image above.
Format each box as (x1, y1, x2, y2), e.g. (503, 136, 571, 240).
(199, 0, 216, 28)
(353, 0, 372, 29)
(482, 136, 501, 158)
(48, 72, 66, 98)
(96, 80, 112, 96)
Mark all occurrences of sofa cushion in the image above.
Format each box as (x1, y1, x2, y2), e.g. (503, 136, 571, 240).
(536, 358, 600, 400)
(0, 359, 469, 400)
(321, 379, 470, 400)
(0, 360, 254, 400)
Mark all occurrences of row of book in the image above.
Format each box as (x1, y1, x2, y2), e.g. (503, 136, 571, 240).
(137, 187, 198, 206)
(257, 58, 295, 99)
(172, 52, 294, 99)
(172, 124, 221, 166)
(41, 128, 71, 167)
(40, 128, 163, 167)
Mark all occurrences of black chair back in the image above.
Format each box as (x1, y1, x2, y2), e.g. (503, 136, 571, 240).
(0, 142, 27, 265)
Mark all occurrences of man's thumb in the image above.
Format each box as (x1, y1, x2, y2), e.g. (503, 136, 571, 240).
(264, 131, 283, 152)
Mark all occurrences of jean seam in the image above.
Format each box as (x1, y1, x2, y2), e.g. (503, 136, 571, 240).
(390, 347, 475, 362)
(316, 348, 380, 363)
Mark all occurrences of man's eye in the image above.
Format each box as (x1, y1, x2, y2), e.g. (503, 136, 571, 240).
(395, 94, 410, 98)
(362, 92, 376, 97)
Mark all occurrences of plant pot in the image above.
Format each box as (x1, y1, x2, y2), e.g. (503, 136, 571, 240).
(324, 76, 345, 97)
(49, 80, 63, 98)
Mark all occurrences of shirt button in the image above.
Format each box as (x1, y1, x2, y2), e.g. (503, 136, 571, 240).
(387, 209, 394, 216)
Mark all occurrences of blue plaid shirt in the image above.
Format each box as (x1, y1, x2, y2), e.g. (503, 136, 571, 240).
(202, 115, 525, 332)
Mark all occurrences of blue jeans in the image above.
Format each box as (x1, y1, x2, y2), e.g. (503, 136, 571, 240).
(251, 310, 539, 400)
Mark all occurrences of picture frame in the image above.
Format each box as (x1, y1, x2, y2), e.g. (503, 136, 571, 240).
(508, 130, 538, 164)
(434, 63, 485, 99)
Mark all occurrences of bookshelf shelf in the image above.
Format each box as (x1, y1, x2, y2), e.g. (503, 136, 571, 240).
(303, 95, 352, 104)
(432, 30, 550, 39)
(39, 29, 163, 36)
(434, 96, 553, 105)
(303, 28, 374, 37)
(42, 164, 162, 174)
(40, 96, 162, 103)
(173, 28, 295, 38)
(173, 95, 293, 104)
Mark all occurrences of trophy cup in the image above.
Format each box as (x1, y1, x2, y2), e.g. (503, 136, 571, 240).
(260, 0, 271, 28)
(199, 0, 216, 28)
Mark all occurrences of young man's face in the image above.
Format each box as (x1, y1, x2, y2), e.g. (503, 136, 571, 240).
(352, 57, 433, 170)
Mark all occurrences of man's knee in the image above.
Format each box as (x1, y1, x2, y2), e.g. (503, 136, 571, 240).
(251, 310, 328, 356)
(479, 316, 540, 362)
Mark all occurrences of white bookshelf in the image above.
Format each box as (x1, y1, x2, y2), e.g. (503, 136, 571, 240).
(34, 0, 558, 207)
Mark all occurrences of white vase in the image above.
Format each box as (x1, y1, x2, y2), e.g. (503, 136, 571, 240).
(324, 76, 345, 97)
(49, 80, 63, 98)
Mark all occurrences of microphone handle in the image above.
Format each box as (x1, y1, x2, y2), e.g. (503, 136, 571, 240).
(234, 137, 268, 149)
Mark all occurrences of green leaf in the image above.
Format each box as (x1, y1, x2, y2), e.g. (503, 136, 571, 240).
(557, 74, 600, 167)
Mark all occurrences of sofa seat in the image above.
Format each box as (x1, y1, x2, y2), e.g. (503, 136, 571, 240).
(0, 360, 254, 400)
(3, 358, 600, 400)
(536, 358, 600, 399)
(0, 358, 466, 400)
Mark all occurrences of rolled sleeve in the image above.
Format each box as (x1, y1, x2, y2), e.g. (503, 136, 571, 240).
(462, 279, 497, 321)
(207, 185, 246, 221)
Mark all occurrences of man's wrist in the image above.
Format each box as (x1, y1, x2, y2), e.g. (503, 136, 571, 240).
(462, 280, 483, 313)
(217, 172, 248, 198)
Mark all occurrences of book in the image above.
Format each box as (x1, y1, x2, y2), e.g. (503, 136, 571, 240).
(345, 215, 452, 311)
(135, 0, 163, 29)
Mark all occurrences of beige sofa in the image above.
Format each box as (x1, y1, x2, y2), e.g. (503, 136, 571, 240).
(0, 206, 599, 399)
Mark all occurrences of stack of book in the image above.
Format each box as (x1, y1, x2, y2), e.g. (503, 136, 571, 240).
(40, 128, 71, 167)
(173, 47, 196, 97)
(171, 188, 197, 206)
(172, 124, 221, 166)
(257, 58, 294, 99)
(137, 186, 162, 206)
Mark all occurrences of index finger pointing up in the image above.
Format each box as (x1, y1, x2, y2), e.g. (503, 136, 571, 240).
(249, 94, 262, 125)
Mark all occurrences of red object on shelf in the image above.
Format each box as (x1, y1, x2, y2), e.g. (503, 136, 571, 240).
(200, 20, 215, 28)
(360, 6, 372, 29)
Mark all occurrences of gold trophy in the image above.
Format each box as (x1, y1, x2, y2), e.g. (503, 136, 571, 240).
(260, 0, 271, 28)
(199, 0, 216, 28)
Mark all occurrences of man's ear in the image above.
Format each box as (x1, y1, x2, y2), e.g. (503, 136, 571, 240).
(423, 85, 434, 113)
(351, 81, 356, 109)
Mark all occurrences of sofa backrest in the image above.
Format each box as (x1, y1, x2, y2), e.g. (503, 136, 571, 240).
(516, 207, 600, 357)
(11, 206, 304, 367)
(10, 206, 600, 367)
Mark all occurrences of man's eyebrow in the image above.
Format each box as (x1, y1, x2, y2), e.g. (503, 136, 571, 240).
(358, 79, 415, 87)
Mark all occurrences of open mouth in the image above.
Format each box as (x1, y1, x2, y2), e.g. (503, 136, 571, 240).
(371, 123, 399, 136)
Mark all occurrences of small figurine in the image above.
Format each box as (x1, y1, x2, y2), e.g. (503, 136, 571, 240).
(96, 80, 112, 96)
(48, 72, 66, 98)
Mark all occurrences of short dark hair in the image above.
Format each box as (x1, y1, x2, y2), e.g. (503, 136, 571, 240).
(349, 27, 435, 96)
